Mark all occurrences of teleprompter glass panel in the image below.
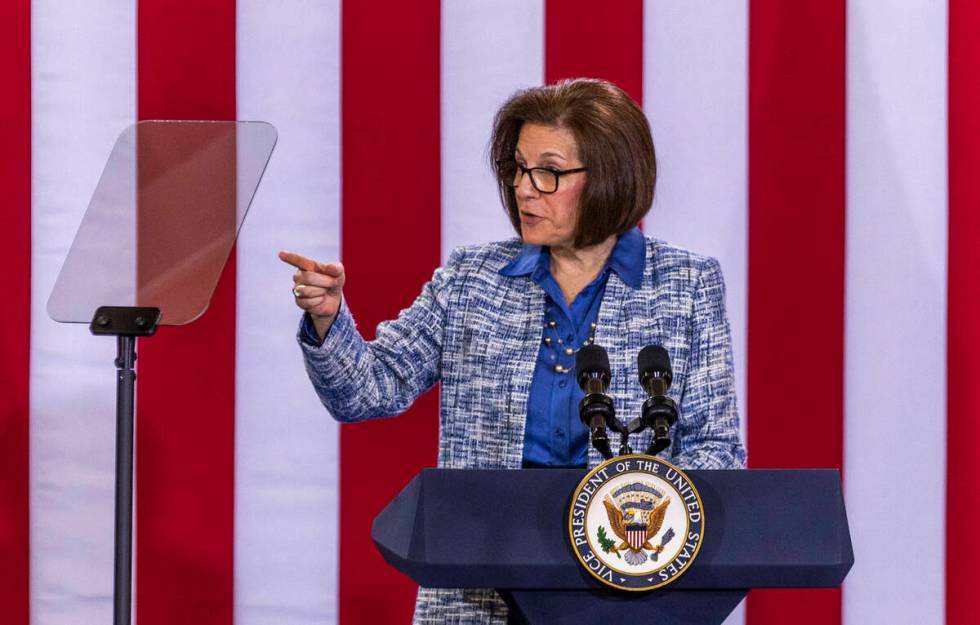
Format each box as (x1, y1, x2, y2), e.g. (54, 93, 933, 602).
(47, 120, 277, 325)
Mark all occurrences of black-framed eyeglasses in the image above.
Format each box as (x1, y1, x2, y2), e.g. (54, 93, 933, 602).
(496, 160, 587, 194)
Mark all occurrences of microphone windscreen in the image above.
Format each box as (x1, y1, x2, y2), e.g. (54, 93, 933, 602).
(576, 343, 610, 377)
(638, 345, 671, 380)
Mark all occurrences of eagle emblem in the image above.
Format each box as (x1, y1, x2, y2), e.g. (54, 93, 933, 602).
(599, 482, 673, 566)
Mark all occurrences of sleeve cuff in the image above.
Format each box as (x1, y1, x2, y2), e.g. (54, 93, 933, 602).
(296, 298, 356, 352)
(299, 312, 325, 347)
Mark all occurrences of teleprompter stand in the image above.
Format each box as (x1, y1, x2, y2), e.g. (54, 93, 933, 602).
(48, 120, 277, 625)
(373, 468, 854, 625)
(90, 306, 160, 625)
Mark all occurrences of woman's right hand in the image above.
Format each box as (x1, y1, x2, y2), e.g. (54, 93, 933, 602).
(279, 250, 345, 340)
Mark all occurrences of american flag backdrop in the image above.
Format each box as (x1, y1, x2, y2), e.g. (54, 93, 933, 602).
(1, 1, 977, 625)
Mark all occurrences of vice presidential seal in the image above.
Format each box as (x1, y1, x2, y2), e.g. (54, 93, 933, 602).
(567, 454, 704, 591)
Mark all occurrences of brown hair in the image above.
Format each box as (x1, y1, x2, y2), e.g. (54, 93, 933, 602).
(489, 78, 656, 248)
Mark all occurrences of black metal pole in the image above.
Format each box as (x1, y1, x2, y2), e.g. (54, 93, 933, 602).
(113, 335, 136, 625)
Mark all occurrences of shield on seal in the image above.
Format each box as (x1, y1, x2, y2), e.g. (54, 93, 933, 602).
(625, 523, 647, 551)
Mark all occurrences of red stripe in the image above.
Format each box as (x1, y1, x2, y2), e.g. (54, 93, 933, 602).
(340, 1, 442, 623)
(136, 3, 237, 625)
(544, 0, 644, 104)
(0, 2, 31, 624)
(747, 2, 845, 625)
(948, 2, 980, 622)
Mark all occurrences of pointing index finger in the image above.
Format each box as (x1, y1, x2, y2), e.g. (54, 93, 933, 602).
(278, 250, 317, 272)
(280, 251, 344, 277)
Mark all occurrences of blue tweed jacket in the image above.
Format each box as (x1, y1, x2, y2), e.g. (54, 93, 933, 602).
(299, 236, 746, 624)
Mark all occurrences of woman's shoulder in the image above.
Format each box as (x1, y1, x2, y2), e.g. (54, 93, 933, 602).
(444, 238, 525, 274)
(641, 236, 725, 288)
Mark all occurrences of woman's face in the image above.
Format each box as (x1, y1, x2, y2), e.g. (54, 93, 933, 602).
(514, 123, 586, 251)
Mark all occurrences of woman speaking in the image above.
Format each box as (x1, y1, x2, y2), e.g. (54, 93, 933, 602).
(280, 78, 745, 624)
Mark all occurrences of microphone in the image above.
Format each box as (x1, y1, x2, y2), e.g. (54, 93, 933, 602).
(627, 345, 679, 455)
(576, 344, 631, 459)
(638, 344, 672, 396)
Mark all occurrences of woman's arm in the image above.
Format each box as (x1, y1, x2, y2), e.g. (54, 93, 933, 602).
(297, 247, 465, 422)
(671, 257, 747, 470)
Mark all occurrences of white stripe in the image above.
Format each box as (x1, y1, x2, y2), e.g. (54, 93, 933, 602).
(30, 2, 136, 625)
(843, 2, 948, 624)
(642, 3, 748, 624)
(440, 0, 544, 258)
(641, 0, 748, 440)
(235, 1, 341, 624)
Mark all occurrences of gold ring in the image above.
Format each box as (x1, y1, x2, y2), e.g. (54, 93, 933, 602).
(293, 285, 304, 297)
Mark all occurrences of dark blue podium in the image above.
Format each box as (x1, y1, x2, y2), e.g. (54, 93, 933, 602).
(373, 469, 853, 624)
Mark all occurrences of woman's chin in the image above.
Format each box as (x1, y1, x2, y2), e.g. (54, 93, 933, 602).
(519, 226, 551, 247)
(522, 228, 576, 249)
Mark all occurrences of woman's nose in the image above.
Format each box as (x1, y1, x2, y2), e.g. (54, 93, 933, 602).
(515, 170, 538, 199)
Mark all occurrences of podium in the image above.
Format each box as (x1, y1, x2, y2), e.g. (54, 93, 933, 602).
(373, 468, 853, 625)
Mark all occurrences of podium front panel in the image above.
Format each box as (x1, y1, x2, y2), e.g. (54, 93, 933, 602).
(373, 468, 853, 590)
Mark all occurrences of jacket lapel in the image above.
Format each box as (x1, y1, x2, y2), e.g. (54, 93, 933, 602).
(498, 275, 542, 469)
